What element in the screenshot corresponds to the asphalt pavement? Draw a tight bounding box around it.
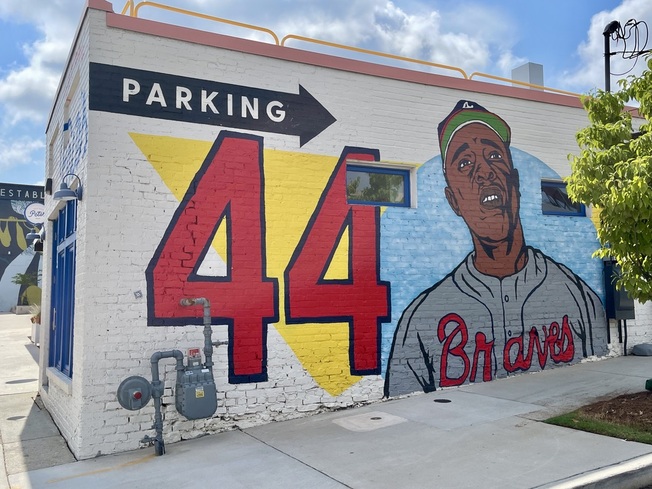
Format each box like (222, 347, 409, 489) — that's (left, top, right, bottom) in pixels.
(3, 312, 652, 488)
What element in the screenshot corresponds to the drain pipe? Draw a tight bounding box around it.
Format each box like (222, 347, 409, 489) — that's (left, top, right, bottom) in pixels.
(145, 349, 184, 455)
(180, 298, 214, 369)
(134, 298, 219, 455)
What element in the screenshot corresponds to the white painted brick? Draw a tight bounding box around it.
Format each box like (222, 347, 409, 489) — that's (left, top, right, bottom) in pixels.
(38, 2, 642, 460)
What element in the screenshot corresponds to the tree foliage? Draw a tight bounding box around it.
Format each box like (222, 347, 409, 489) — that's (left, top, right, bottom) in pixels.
(11, 272, 38, 287)
(347, 173, 404, 203)
(567, 56, 652, 302)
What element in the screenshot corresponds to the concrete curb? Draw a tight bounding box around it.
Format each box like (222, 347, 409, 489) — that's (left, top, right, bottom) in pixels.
(542, 453, 652, 488)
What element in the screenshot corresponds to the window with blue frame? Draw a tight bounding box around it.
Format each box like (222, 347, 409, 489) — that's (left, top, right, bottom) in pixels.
(346, 165, 411, 207)
(541, 180, 585, 216)
(49, 200, 77, 378)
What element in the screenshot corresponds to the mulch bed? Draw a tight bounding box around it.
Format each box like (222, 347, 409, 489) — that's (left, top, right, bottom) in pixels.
(578, 391, 652, 431)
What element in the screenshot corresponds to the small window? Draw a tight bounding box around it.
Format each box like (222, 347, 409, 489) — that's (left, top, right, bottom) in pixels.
(541, 181, 585, 216)
(346, 165, 410, 207)
(63, 71, 80, 148)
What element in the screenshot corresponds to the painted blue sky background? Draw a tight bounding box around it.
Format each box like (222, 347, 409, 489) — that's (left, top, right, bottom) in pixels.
(1, 0, 651, 185)
(379, 147, 605, 368)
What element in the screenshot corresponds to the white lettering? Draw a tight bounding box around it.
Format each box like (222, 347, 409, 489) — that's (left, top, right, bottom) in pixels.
(116, 75, 300, 129)
(24, 202, 45, 224)
(146, 83, 167, 107)
(176, 86, 192, 110)
(123, 78, 140, 102)
(201, 90, 219, 114)
(241, 96, 259, 119)
(227, 94, 233, 116)
(266, 101, 285, 123)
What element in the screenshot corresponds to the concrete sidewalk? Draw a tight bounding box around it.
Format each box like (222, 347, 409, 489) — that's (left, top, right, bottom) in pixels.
(4, 312, 652, 488)
(0, 313, 74, 489)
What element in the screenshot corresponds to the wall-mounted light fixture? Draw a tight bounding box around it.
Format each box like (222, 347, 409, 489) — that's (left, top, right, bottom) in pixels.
(26, 227, 45, 242)
(53, 173, 83, 202)
(34, 240, 44, 253)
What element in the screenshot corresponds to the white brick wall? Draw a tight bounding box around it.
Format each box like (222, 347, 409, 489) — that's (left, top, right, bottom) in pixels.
(39, 11, 91, 456)
(622, 302, 652, 349)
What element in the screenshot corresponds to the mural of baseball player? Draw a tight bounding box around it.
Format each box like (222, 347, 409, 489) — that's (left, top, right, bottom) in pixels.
(384, 100, 608, 397)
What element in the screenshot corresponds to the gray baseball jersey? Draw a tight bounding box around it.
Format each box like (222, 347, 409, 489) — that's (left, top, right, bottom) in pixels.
(385, 247, 608, 397)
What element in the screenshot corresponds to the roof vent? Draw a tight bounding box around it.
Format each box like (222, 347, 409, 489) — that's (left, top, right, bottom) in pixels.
(512, 62, 544, 90)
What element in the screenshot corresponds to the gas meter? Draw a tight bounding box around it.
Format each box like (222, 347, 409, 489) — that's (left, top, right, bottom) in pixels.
(176, 347, 217, 420)
(116, 297, 224, 456)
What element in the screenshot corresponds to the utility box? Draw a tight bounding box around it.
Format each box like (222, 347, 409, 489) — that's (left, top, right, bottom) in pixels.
(603, 258, 635, 320)
(175, 349, 217, 420)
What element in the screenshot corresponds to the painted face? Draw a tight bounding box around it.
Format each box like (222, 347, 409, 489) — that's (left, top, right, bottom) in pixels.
(444, 123, 519, 243)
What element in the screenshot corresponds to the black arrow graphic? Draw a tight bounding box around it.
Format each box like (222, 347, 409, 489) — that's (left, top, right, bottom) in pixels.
(89, 63, 336, 146)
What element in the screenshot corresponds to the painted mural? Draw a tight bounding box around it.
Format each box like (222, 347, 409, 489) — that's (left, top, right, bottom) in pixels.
(96, 61, 607, 398)
(138, 132, 390, 395)
(384, 101, 607, 396)
(0, 183, 44, 312)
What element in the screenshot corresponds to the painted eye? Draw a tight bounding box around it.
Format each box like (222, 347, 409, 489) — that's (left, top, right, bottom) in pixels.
(488, 151, 503, 160)
(458, 159, 473, 171)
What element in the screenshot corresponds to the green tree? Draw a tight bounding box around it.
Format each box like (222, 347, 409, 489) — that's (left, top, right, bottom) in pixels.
(11, 272, 38, 288)
(567, 56, 652, 302)
(347, 173, 404, 204)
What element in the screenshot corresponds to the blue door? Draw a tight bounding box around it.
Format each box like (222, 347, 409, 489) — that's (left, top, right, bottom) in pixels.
(49, 200, 77, 377)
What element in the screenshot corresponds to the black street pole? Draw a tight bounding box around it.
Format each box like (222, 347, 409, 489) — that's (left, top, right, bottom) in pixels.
(603, 21, 620, 92)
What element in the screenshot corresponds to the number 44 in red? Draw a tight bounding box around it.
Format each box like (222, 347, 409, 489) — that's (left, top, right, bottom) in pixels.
(147, 132, 390, 383)
(284, 147, 391, 376)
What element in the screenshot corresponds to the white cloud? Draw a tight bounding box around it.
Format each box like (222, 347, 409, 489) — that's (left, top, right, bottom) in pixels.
(561, 0, 652, 92)
(496, 51, 529, 79)
(0, 0, 524, 128)
(0, 38, 70, 123)
(0, 0, 81, 125)
(224, 1, 517, 76)
(0, 136, 44, 171)
(370, 3, 491, 73)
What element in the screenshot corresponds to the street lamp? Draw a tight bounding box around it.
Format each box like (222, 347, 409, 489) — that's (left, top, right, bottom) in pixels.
(603, 20, 621, 92)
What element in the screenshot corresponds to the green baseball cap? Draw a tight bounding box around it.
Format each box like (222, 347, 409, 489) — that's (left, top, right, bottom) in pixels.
(438, 100, 511, 172)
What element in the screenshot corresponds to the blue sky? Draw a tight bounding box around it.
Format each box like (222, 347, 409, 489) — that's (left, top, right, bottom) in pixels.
(0, 0, 651, 185)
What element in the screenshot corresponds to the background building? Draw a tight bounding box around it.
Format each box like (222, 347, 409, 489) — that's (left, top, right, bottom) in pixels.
(0, 183, 44, 313)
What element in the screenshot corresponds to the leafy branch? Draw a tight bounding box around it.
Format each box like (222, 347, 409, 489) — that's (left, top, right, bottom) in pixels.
(567, 55, 652, 301)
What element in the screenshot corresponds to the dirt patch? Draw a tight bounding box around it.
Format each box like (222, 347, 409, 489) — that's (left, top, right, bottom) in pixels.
(579, 391, 652, 431)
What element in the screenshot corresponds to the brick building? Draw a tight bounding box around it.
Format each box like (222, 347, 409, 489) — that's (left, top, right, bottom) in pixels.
(40, 0, 647, 458)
